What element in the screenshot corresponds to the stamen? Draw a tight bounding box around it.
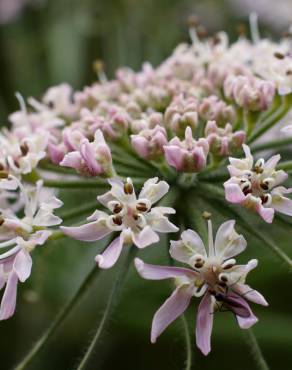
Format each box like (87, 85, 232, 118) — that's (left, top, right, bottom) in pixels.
(112, 216, 123, 226)
(0, 216, 5, 226)
(136, 202, 148, 212)
(207, 219, 215, 256)
(0, 170, 9, 178)
(249, 12, 260, 44)
(124, 181, 134, 195)
(93, 60, 108, 85)
(253, 158, 265, 174)
(20, 143, 29, 156)
(274, 52, 285, 60)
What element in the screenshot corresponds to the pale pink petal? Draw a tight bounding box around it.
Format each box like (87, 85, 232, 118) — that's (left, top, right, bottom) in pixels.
(95, 235, 124, 269)
(135, 258, 198, 280)
(132, 226, 159, 248)
(61, 221, 112, 242)
(164, 145, 185, 171)
(139, 178, 169, 204)
(0, 272, 18, 320)
(170, 229, 206, 264)
(234, 284, 268, 306)
(271, 193, 292, 216)
(214, 220, 246, 259)
(255, 203, 274, 223)
(236, 305, 258, 329)
(264, 154, 281, 172)
(48, 142, 65, 165)
(224, 183, 246, 203)
(80, 139, 103, 175)
(196, 292, 213, 356)
(151, 286, 193, 343)
(13, 250, 32, 282)
(60, 151, 82, 170)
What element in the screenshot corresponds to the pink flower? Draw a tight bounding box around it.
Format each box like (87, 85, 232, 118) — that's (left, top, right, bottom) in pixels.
(0, 180, 62, 320)
(61, 177, 178, 269)
(205, 120, 245, 156)
(135, 219, 267, 355)
(131, 126, 168, 160)
(164, 127, 209, 172)
(224, 144, 292, 223)
(60, 130, 114, 177)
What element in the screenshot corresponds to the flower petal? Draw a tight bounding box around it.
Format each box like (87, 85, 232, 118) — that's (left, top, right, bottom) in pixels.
(224, 182, 246, 203)
(0, 272, 18, 320)
(196, 292, 213, 356)
(214, 220, 246, 259)
(13, 250, 32, 282)
(151, 286, 192, 343)
(132, 226, 159, 248)
(95, 235, 124, 269)
(234, 284, 268, 306)
(170, 229, 206, 264)
(134, 258, 198, 280)
(61, 220, 112, 242)
(139, 177, 169, 205)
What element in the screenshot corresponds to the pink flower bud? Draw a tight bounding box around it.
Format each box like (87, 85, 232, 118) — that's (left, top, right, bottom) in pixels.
(224, 75, 275, 111)
(205, 121, 245, 156)
(164, 127, 209, 172)
(199, 95, 236, 125)
(131, 126, 168, 160)
(165, 95, 199, 136)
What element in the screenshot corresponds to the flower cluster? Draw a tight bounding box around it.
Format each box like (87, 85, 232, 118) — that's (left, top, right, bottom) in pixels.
(1, 18, 292, 364)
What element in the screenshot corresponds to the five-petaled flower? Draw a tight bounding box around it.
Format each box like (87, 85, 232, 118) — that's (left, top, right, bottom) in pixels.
(62, 177, 178, 269)
(0, 180, 63, 320)
(135, 219, 268, 355)
(224, 144, 292, 223)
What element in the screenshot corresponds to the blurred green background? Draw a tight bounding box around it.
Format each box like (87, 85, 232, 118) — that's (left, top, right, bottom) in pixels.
(1, 0, 292, 369)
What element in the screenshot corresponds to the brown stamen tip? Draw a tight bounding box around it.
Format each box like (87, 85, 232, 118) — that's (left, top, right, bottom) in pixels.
(187, 15, 200, 28)
(0, 170, 9, 179)
(113, 216, 123, 226)
(0, 217, 5, 226)
(236, 23, 247, 37)
(202, 211, 212, 220)
(274, 52, 285, 60)
(220, 276, 228, 283)
(286, 70, 292, 76)
(0, 163, 4, 171)
(124, 182, 134, 195)
(261, 194, 269, 204)
(93, 60, 105, 74)
(136, 202, 148, 212)
(113, 204, 123, 214)
(223, 263, 234, 270)
(260, 183, 269, 191)
(196, 25, 207, 39)
(194, 261, 204, 268)
(283, 31, 292, 38)
(20, 143, 29, 156)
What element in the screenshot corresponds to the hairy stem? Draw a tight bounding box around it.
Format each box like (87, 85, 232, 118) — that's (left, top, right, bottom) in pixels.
(245, 328, 269, 370)
(14, 262, 104, 370)
(76, 247, 136, 370)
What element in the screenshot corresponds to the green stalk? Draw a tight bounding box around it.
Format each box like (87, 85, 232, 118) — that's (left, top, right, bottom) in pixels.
(59, 202, 100, 222)
(276, 160, 292, 172)
(247, 94, 292, 144)
(76, 247, 137, 370)
(14, 262, 104, 370)
(251, 137, 292, 153)
(181, 315, 193, 370)
(245, 329, 269, 370)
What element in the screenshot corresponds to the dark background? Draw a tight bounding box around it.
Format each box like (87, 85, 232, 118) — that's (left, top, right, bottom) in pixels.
(0, 0, 292, 369)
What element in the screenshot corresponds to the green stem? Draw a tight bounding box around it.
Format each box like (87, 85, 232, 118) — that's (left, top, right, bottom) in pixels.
(59, 202, 99, 222)
(247, 94, 292, 144)
(276, 160, 292, 172)
(251, 137, 292, 153)
(244, 110, 260, 137)
(245, 328, 269, 370)
(76, 247, 137, 370)
(181, 314, 192, 370)
(14, 263, 104, 370)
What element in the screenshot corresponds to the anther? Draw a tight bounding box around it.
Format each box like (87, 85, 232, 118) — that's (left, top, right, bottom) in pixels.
(113, 203, 123, 213)
(274, 52, 285, 60)
(253, 158, 265, 174)
(0, 216, 5, 226)
(0, 170, 9, 178)
(124, 182, 134, 195)
(202, 211, 212, 220)
(136, 202, 148, 212)
(112, 216, 123, 226)
(20, 143, 29, 156)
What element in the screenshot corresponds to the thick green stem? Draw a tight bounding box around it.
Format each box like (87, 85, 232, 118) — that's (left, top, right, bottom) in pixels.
(76, 247, 137, 370)
(251, 137, 292, 153)
(14, 262, 104, 370)
(181, 314, 192, 370)
(245, 329, 269, 370)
